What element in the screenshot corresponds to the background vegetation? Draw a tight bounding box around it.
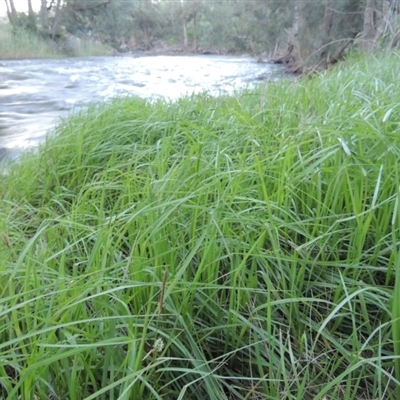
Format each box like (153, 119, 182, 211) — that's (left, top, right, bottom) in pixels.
(0, 20, 111, 59)
(1, 50, 400, 399)
(3, 0, 400, 68)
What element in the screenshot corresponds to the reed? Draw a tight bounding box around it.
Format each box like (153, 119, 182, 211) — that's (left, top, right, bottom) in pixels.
(0, 22, 111, 59)
(0, 23, 57, 59)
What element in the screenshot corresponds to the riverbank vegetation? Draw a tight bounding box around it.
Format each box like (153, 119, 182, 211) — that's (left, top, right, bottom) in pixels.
(2, 0, 400, 69)
(0, 20, 56, 58)
(0, 20, 111, 59)
(1, 50, 400, 399)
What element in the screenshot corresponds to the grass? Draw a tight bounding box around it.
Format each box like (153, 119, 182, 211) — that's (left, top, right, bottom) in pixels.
(0, 21, 111, 60)
(1, 50, 400, 399)
(0, 21, 57, 59)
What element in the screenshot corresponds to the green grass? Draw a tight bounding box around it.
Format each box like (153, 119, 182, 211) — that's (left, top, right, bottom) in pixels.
(0, 22, 57, 59)
(1, 50, 400, 399)
(0, 21, 111, 59)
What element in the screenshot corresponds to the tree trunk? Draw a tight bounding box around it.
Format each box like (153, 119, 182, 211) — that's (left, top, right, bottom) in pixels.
(321, 0, 334, 47)
(51, 0, 63, 39)
(389, 0, 400, 47)
(362, 0, 376, 50)
(40, 0, 49, 32)
(140, 24, 152, 50)
(3, 0, 11, 22)
(7, 0, 16, 14)
(317, 0, 335, 62)
(25, 0, 37, 31)
(293, 0, 305, 37)
(192, 11, 198, 51)
(4, 0, 17, 25)
(27, 0, 34, 16)
(288, 0, 305, 66)
(183, 19, 189, 48)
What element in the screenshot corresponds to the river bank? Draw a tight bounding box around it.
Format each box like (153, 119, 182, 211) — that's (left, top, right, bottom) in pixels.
(0, 20, 247, 61)
(1, 50, 400, 399)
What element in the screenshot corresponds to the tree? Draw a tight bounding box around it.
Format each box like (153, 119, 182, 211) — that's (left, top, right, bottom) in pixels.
(62, 0, 120, 42)
(50, 0, 64, 39)
(25, 0, 37, 31)
(320, 0, 334, 51)
(293, 0, 305, 37)
(27, 0, 34, 16)
(180, 0, 195, 49)
(4, 0, 17, 25)
(362, 0, 377, 50)
(131, 0, 160, 50)
(2, 0, 399, 63)
(388, 0, 400, 47)
(39, 0, 49, 32)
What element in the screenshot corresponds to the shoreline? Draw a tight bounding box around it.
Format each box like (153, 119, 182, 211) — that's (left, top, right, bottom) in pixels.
(0, 47, 255, 62)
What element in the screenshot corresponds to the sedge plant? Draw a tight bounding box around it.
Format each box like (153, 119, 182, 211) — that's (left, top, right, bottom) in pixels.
(1, 50, 400, 399)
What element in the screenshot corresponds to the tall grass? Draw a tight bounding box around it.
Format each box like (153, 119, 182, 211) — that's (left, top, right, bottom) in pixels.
(0, 22, 57, 59)
(0, 21, 111, 59)
(1, 51, 400, 399)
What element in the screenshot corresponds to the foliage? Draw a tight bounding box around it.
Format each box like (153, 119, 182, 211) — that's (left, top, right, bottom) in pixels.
(3, 0, 400, 60)
(1, 50, 400, 399)
(301, 0, 365, 63)
(0, 21, 57, 59)
(0, 20, 111, 59)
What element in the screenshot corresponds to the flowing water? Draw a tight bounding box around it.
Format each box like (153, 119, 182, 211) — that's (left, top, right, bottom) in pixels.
(0, 55, 286, 161)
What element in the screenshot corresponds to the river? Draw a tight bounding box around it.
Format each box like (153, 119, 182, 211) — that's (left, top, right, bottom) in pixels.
(0, 55, 286, 162)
